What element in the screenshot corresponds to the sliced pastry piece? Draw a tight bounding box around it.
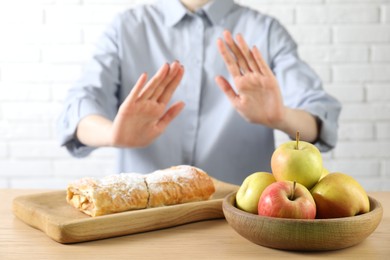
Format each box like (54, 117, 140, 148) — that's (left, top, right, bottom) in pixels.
(67, 173, 148, 217)
(146, 165, 216, 207)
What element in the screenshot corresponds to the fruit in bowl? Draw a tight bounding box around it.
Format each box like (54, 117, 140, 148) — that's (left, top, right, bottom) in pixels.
(227, 132, 382, 250)
(223, 191, 383, 251)
(258, 180, 316, 219)
(311, 172, 370, 218)
(271, 133, 322, 189)
(236, 172, 275, 214)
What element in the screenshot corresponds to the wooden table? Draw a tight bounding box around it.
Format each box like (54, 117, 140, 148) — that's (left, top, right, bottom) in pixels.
(1, 189, 389, 259)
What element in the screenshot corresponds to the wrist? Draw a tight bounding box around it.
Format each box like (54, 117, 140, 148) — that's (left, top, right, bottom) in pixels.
(273, 108, 319, 143)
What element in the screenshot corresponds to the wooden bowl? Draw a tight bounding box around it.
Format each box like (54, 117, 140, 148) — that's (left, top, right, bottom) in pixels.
(222, 192, 383, 251)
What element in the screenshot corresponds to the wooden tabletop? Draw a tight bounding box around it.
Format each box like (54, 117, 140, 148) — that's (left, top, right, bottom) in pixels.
(1, 189, 389, 259)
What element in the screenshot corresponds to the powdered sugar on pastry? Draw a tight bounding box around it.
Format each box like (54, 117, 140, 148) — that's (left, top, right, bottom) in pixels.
(146, 165, 215, 208)
(67, 173, 149, 217)
(67, 165, 216, 217)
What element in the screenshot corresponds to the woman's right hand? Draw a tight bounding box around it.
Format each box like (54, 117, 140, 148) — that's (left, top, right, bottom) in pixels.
(76, 61, 185, 148)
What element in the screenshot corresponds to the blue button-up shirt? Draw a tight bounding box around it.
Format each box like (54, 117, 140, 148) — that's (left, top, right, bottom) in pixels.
(58, 0, 341, 184)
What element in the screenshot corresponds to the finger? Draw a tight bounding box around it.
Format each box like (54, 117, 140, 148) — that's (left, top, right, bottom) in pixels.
(217, 38, 241, 77)
(158, 65, 184, 104)
(125, 73, 148, 105)
(156, 101, 185, 131)
(223, 30, 250, 74)
(139, 63, 170, 100)
(252, 46, 271, 74)
(151, 61, 181, 101)
(236, 34, 261, 73)
(215, 76, 239, 105)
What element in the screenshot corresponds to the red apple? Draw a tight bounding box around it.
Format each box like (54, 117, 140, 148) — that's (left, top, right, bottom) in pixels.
(258, 180, 316, 219)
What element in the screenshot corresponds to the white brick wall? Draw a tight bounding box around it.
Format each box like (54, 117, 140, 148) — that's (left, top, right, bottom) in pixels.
(0, 0, 389, 191)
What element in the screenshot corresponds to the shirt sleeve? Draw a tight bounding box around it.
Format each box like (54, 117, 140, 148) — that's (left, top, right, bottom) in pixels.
(267, 19, 342, 152)
(57, 15, 122, 157)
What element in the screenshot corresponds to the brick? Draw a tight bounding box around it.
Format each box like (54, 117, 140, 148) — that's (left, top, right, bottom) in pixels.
(334, 25, 390, 43)
(380, 179, 390, 191)
(0, 121, 8, 141)
(383, 160, 390, 177)
(4, 0, 56, 4)
(327, 0, 390, 3)
(384, 5, 390, 23)
(0, 46, 41, 63)
(340, 104, 390, 120)
(82, 25, 107, 44)
(0, 7, 43, 24)
(352, 178, 385, 192)
(51, 83, 72, 101)
(366, 84, 390, 102)
(287, 25, 331, 44)
(9, 177, 71, 189)
(45, 6, 125, 25)
(376, 122, 390, 139)
(53, 158, 116, 178)
(274, 130, 291, 147)
(371, 45, 390, 62)
(324, 83, 365, 102)
(9, 140, 69, 159)
(323, 159, 381, 177)
(247, 6, 295, 25)
(338, 122, 375, 140)
(83, 0, 151, 4)
(0, 161, 52, 178)
(299, 45, 369, 63)
(4, 122, 52, 140)
(41, 44, 93, 63)
(333, 64, 390, 82)
(1, 64, 83, 83)
(0, 141, 7, 158)
(310, 65, 331, 83)
(297, 6, 379, 24)
(333, 141, 390, 158)
(2, 102, 62, 121)
(0, 83, 51, 101)
(239, 0, 323, 4)
(0, 25, 82, 45)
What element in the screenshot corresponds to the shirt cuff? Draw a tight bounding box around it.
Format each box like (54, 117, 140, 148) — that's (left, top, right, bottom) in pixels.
(58, 98, 111, 158)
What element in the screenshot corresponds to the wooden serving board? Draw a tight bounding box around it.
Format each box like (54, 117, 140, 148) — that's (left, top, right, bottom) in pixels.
(12, 179, 239, 244)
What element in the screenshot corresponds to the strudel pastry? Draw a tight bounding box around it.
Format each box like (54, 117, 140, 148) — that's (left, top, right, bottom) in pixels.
(66, 165, 216, 217)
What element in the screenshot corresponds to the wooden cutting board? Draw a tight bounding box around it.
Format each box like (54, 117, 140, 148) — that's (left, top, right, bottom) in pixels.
(12, 179, 239, 244)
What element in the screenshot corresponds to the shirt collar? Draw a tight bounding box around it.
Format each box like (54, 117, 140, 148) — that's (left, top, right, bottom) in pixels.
(158, 0, 235, 27)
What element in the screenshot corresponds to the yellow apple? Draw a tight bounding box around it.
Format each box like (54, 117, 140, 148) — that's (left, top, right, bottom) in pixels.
(271, 139, 323, 189)
(319, 167, 329, 180)
(236, 172, 276, 214)
(311, 172, 370, 218)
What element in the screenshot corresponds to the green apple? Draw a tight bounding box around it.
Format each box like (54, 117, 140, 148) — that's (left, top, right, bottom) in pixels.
(311, 172, 370, 218)
(236, 172, 275, 214)
(271, 138, 323, 189)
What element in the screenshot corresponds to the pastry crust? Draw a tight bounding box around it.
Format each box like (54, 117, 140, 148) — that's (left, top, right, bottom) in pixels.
(67, 173, 148, 217)
(67, 165, 215, 217)
(146, 165, 216, 207)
